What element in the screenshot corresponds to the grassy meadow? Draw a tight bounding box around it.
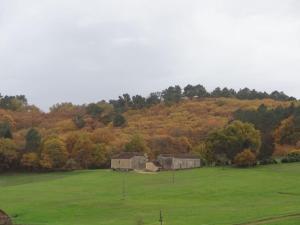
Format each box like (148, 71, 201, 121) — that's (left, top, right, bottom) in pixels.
(1, 163, 300, 225)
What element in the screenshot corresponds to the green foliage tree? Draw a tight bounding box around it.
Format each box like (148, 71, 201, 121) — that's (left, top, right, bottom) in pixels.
(161, 85, 182, 105)
(113, 114, 126, 127)
(86, 103, 103, 118)
(0, 138, 18, 171)
(146, 92, 161, 106)
(0, 94, 27, 111)
(0, 122, 13, 139)
(183, 84, 207, 99)
(110, 94, 132, 113)
(270, 91, 292, 101)
(90, 144, 108, 168)
(183, 84, 194, 99)
(49, 102, 79, 113)
(206, 121, 261, 162)
(132, 95, 147, 109)
(220, 88, 236, 98)
(211, 87, 222, 97)
(40, 137, 68, 169)
(259, 134, 275, 160)
(193, 143, 214, 165)
(25, 128, 41, 152)
(234, 104, 292, 159)
(211, 87, 236, 98)
(125, 134, 149, 153)
(100, 114, 113, 126)
(236, 88, 268, 100)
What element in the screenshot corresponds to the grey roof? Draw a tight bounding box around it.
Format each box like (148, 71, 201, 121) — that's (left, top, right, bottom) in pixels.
(111, 152, 145, 159)
(158, 153, 200, 159)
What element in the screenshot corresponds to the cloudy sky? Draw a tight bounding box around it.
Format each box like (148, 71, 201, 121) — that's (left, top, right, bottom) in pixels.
(1, 0, 300, 110)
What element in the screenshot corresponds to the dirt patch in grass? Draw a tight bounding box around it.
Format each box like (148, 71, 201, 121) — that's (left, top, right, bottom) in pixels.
(135, 171, 158, 175)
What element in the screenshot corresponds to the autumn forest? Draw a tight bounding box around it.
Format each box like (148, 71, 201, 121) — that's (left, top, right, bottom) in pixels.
(0, 84, 300, 172)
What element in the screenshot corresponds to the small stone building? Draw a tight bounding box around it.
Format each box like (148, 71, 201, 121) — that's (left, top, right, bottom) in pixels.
(157, 154, 201, 170)
(145, 161, 161, 172)
(111, 152, 147, 171)
(0, 209, 12, 225)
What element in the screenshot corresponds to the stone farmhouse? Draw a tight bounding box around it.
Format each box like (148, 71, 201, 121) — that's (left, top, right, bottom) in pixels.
(111, 152, 201, 171)
(111, 152, 147, 171)
(157, 154, 201, 170)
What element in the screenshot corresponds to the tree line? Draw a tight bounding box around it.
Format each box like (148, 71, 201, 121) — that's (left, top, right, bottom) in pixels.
(108, 84, 295, 113)
(68, 84, 295, 128)
(193, 103, 300, 167)
(1, 84, 295, 113)
(0, 85, 298, 172)
(0, 94, 27, 111)
(0, 127, 111, 172)
(1, 101, 300, 171)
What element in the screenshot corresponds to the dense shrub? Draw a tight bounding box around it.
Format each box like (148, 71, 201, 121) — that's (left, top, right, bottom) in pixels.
(281, 150, 300, 163)
(0, 122, 13, 139)
(125, 134, 149, 153)
(233, 149, 257, 167)
(40, 137, 68, 170)
(21, 153, 40, 170)
(192, 143, 214, 165)
(25, 128, 41, 152)
(0, 138, 18, 171)
(64, 158, 80, 171)
(259, 158, 277, 165)
(206, 120, 261, 161)
(113, 114, 126, 127)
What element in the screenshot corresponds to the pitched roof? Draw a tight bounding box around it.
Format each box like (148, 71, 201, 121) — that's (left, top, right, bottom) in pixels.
(152, 160, 162, 167)
(159, 153, 200, 159)
(111, 152, 145, 159)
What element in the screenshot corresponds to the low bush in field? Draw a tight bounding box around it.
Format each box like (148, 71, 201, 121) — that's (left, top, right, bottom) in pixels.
(233, 149, 257, 167)
(281, 150, 300, 163)
(259, 158, 278, 165)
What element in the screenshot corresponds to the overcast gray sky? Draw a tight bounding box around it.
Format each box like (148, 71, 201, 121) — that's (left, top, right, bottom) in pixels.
(1, 0, 300, 110)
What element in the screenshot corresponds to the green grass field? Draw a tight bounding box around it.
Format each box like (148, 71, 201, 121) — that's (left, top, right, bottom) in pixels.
(1, 163, 300, 225)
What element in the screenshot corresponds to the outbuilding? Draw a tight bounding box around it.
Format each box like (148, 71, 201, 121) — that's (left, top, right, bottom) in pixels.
(157, 154, 201, 170)
(145, 161, 161, 172)
(111, 152, 147, 171)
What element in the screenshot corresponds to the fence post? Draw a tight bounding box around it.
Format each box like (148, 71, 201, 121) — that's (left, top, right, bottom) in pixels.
(159, 210, 163, 225)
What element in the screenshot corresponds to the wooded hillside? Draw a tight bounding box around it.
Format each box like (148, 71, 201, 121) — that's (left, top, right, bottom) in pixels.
(0, 85, 299, 171)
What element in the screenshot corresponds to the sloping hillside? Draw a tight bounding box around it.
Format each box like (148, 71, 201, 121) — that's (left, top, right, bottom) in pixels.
(1, 98, 291, 149)
(0, 95, 298, 171)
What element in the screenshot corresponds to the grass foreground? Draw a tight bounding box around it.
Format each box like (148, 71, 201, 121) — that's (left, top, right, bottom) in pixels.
(0, 163, 300, 225)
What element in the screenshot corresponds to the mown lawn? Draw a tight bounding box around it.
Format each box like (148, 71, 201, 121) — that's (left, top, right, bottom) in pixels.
(0, 163, 300, 225)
